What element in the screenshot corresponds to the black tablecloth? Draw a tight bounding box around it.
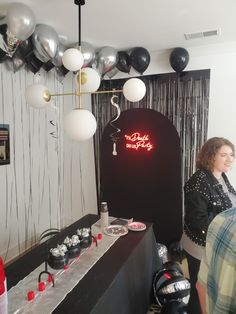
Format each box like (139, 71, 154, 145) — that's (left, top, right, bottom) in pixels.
(6, 214, 161, 314)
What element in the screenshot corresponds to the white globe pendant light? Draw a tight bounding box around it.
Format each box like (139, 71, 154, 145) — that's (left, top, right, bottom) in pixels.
(123, 78, 146, 102)
(62, 48, 84, 72)
(25, 84, 51, 108)
(75, 67, 101, 93)
(64, 108, 97, 141)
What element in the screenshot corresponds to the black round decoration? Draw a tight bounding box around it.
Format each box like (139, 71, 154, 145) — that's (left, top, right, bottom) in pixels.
(153, 268, 190, 306)
(130, 47, 150, 74)
(169, 47, 189, 73)
(116, 51, 131, 73)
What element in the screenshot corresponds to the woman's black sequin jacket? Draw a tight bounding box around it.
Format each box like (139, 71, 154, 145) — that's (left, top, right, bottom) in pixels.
(184, 168, 236, 246)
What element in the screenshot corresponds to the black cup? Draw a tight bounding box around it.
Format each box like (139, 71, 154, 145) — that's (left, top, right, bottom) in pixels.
(47, 251, 69, 269)
(67, 243, 81, 258)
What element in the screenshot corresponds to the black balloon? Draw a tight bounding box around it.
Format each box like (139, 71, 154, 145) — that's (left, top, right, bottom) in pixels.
(43, 60, 54, 72)
(161, 301, 189, 314)
(130, 47, 150, 74)
(116, 51, 131, 73)
(55, 65, 69, 83)
(17, 36, 34, 58)
(25, 52, 43, 74)
(0, 48, 7, 63)
(169, 47, 189, 73)
(57, 65, 69, 76)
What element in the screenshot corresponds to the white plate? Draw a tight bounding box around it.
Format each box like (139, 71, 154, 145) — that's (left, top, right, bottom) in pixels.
(128, 222, 146, 231)
(104, 225, 128, 237)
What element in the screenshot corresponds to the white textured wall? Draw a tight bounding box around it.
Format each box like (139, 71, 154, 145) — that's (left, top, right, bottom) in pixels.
(0, 65, 97, 263)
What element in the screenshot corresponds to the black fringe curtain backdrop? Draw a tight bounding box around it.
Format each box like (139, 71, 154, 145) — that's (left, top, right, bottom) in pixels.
(92, 69, 210, 203)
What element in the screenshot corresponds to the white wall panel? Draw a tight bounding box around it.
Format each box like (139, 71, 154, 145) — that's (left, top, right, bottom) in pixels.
(0, 66, 97, 263)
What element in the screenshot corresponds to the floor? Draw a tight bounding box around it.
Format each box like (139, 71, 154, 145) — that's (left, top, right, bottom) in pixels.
(147, 258, 189, 313)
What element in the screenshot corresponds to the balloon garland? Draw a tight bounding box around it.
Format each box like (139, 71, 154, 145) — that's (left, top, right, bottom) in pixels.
(109, 95, 121, 156)
(0, 3, 152, 79)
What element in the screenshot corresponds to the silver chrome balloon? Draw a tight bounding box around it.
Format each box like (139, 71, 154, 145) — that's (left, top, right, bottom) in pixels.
(76, 41, 95, 68)
(106, 67, 119, 79)
(32, 24, 59, 62)
(6, 3, 36, 41)
(52, 43, 66, 67)
(96, 46, 118, 76)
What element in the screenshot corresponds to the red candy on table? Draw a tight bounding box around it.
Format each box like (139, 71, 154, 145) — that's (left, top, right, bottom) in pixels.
(97, 233, 102, 240)
(38, 281, 45, 291)
(27, 290, 35, 301)
(47, 274, 54, 283)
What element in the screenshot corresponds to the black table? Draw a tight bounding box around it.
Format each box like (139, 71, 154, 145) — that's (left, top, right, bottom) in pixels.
(6, 214, 161, 314)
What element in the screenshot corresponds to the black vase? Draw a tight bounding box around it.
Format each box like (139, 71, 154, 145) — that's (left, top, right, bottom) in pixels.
(80, 235, 92, 248)
(67, 243, 81, 258)
(47, 252, 69, 269)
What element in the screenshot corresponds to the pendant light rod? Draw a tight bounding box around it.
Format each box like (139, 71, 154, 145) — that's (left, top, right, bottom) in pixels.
(74, 0, 85, 46)
(74, 0, 86, 109)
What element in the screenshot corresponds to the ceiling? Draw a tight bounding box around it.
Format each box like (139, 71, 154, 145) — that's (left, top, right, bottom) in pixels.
(1, 0, 236, 52)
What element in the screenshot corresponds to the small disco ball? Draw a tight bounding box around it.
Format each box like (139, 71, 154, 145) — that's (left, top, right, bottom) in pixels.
(156, 243, 169, 264)
(153, 266, 190, 307)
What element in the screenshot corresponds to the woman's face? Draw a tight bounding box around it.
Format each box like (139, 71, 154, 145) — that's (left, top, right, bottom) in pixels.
(213, 145, 234, 173)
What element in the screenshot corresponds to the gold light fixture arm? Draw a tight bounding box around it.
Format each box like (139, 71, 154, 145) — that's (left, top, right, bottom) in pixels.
(81, 89, 123, 95)
(48, 89, 123, 101)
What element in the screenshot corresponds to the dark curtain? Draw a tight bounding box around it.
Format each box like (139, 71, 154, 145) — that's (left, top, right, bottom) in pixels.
(92, 69, 210, 203)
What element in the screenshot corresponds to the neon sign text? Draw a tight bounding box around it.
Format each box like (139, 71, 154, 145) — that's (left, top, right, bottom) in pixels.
(125, 132, 153, 151)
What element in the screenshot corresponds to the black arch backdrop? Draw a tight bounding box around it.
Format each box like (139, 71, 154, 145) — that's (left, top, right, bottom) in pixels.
(100, 108, 182, 245)
(92, 70, 210, 243)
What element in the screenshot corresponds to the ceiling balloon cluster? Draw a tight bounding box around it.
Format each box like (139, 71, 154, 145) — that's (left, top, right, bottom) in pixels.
(0, 2, 151, 80)
(3, 1, 149, 142)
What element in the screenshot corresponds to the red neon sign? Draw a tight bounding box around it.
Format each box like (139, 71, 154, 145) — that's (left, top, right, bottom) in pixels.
(125, 132, 153, 151)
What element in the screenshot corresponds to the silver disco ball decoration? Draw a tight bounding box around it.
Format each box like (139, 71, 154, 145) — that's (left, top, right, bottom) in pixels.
(156, 243, 169, 264)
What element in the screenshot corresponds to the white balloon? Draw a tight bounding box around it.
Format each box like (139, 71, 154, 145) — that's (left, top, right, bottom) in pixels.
(75, 68, 101, 93)
(123, 78, 146, 102)
(64, 109, 97, 141)
(25, 84, 51, 108)
(62, 48, 84, 72)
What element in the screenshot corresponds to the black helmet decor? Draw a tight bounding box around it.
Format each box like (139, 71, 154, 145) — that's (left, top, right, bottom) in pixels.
(153, 263, 190, 307)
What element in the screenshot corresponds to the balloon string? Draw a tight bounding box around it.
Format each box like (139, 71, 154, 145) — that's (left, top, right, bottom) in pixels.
(109, 95, 121, 156)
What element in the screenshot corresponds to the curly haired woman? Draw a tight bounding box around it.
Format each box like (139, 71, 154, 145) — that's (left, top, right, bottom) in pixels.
(181, 137, 236, 314)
